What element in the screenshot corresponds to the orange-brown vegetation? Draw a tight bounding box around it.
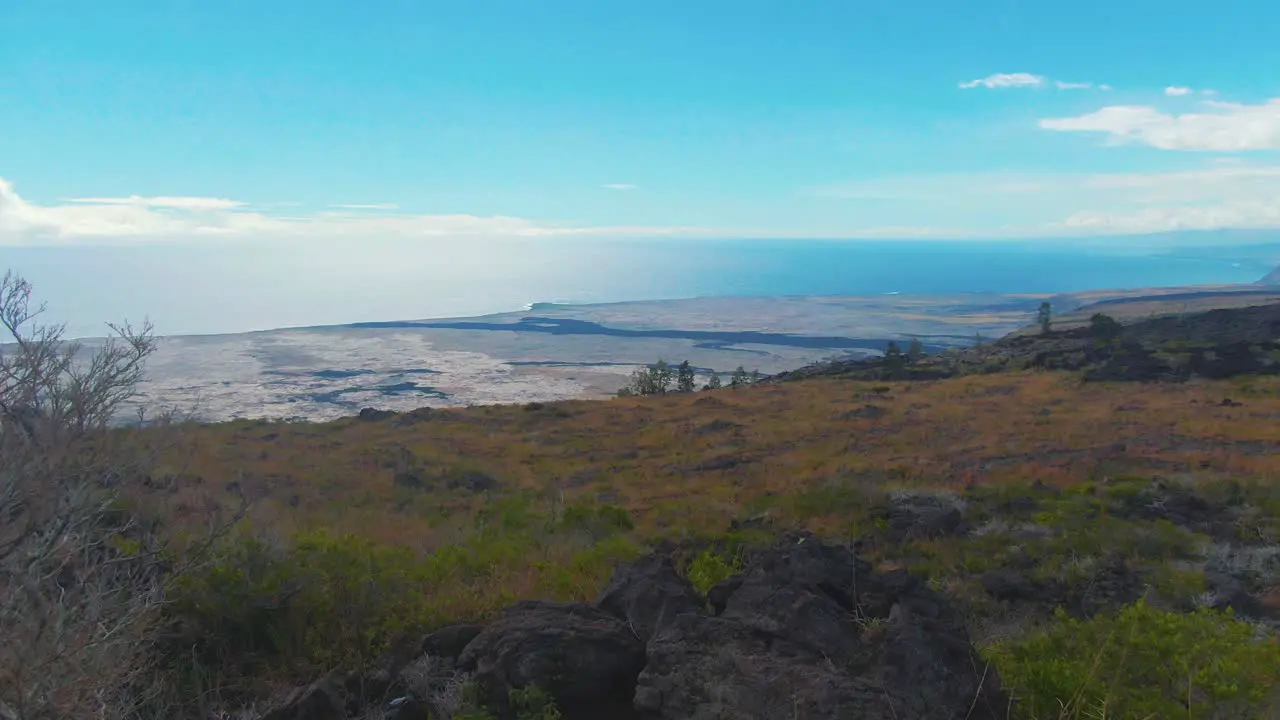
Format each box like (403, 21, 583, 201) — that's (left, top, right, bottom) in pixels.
(146, 371, 1280, 550)
(92, 371, 1280, 717)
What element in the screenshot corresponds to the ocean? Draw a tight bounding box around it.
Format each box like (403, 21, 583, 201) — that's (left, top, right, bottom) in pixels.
(6, 237, 1278, 338)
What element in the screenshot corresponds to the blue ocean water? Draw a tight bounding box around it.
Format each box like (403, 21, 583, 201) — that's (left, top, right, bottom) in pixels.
(7, 238, 1278, 338)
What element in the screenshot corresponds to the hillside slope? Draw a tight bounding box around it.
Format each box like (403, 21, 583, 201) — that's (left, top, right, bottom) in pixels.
(117, 305, 1280, 720)
(773, 299, 1280, 383)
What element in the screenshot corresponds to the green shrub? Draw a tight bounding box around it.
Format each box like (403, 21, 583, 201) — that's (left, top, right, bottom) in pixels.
(509, 684, 564, 720)
(558, 503, 635, 538)
(170, 531, 439, 679)
(685, 548, 742, 594)
(989, 600, 1280, 719)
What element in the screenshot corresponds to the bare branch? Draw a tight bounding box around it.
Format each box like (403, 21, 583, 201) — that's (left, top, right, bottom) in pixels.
(0, 270, 226, 720)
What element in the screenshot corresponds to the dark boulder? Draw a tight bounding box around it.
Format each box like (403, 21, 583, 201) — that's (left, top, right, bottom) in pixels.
(634, 613, 877, 720)
(733, 531, 868, 608)
(421, 623, 485, 660)
(719, 578, 863, 662)
(358, 407, 397, 421)
(880, 494, 965, 542)
(1058, 559, 1146, 619)
(632, 534, 1003, 720)
(597, 552, 706, 643)
(266, 534, 1002, 720)
(981, 569, 1040, 602)
(457, 600, 647, 719)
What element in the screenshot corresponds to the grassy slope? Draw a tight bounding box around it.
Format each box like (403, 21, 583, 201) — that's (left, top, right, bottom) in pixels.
(129, 367, 1280, 718)
(142, 372, 1280, 611)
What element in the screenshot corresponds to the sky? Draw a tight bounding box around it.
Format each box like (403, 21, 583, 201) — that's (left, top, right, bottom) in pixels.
(2, 0, 1280, 248)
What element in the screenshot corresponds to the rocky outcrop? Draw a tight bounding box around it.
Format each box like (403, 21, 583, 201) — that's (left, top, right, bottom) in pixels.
(457, 600, 648, 718)
(596, 552, 704, 643)
(256, 534, 1003, 720)
(630, 533, 1002, 720)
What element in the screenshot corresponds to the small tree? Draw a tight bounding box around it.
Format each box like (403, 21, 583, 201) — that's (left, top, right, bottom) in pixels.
(973, 333, 984, 347)
(883, 341, 906, 377)
(1037, 302, 1053, 334)
(1089, 313, 1123, 344)
(906, 338, 925, 361)
(624, 359, 675, 396)
(729, 366, 751, 389)
(676, 361, 696, 393)
(0, 271, 201, 719)
(703, 373, 722, 391)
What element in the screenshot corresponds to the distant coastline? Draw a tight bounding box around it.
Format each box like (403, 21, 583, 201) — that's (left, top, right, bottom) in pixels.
(13, 236, 1277, 339)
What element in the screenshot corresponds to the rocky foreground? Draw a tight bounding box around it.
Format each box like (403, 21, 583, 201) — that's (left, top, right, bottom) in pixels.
(260, 532, 1004, 720)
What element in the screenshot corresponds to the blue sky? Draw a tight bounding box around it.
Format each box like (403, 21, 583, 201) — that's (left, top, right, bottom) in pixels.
(3, 0, 1280, 242)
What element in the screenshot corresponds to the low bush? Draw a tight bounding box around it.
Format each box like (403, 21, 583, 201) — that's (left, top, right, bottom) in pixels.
(988, 600, 1280, 719)
(169, 531, 439, 681)
(684, 547, 742, 594)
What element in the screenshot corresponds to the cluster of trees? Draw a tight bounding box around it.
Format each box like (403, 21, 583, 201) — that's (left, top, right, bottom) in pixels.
(878, 338, 926, 377)
(1037, 301, 1123, 344)
(1089, 313, 1122, 343)
(617, 360, 759, 397)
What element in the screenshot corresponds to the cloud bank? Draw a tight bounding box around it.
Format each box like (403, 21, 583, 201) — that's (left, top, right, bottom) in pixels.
(0, 178, 697, 246)
(960, 72, 1101, 91)
(1040, 98, 1280, 151)
(960, 72, 1045, 89)
(812, 161, 1280, 235)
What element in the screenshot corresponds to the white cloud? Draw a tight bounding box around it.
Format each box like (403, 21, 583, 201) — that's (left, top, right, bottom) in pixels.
(960, 73, 1108, 92)
(959, 72, 1045, 89)
(601, 183, 638, 191)
(65, 195, 246, 210)
(1164, 86, 1194, 97)
(332, 203, 400, 210)
(0, 177, 695, 246)
(1039, 98, 1280, 151)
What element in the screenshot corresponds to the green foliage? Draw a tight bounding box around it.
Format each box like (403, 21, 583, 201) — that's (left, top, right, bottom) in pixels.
(1089, 313, 1123, 344)
(989, 601, 1280, 720)
(1037, 301, 1053, 334)
(676, 360, 696, 393)
(906, 337, 925, 360)
(882, 341, 907, 377)
(703, 372, 723, 390)
(783, 479, 878, 526)
(685, 547, 742, 594)
(172, 494, 645, 692)
(625, 359, 676, 396)
(730, 366, 751, 388)
(509, 684, 564, 720)
(558, 502, 635, 538)
(170, 531, 440, 679)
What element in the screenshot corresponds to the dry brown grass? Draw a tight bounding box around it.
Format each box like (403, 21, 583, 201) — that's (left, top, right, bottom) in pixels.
(115, 370, 1280, 716)
(134, 371, 1280, 552)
